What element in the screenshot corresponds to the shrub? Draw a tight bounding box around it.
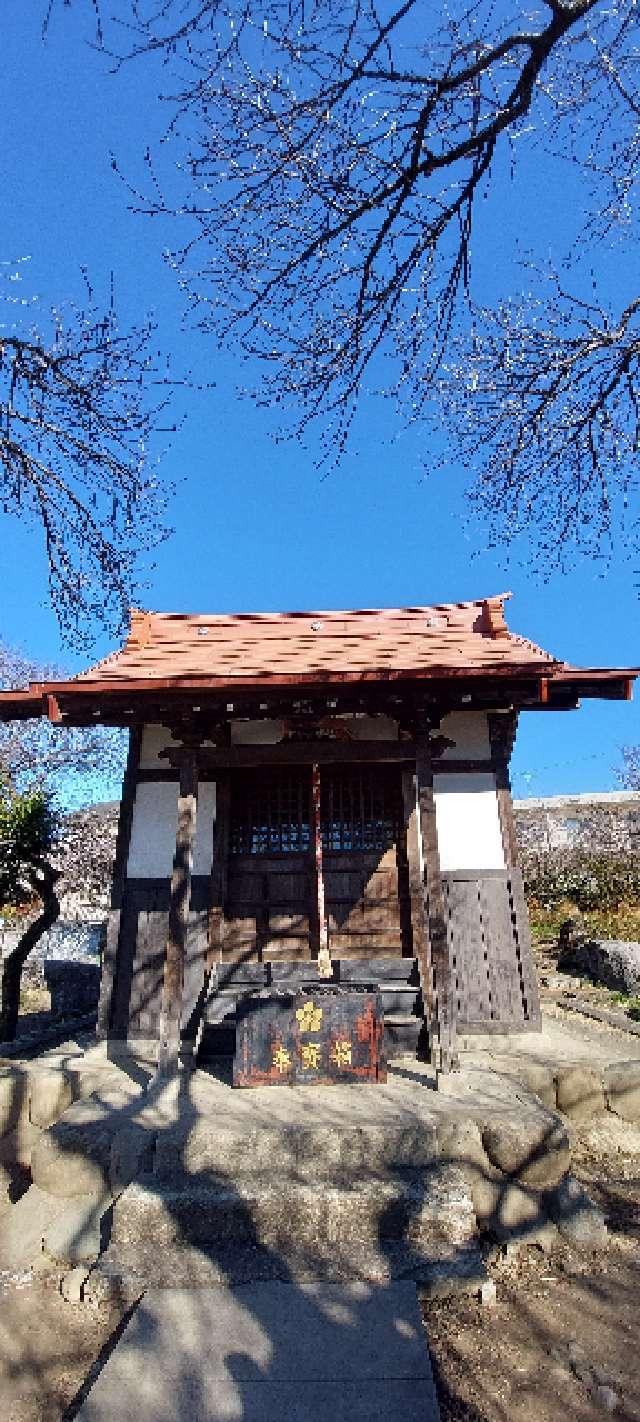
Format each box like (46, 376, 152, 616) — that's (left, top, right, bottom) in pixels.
(0, 787, 59, 908)
(522, 851, 640, 914)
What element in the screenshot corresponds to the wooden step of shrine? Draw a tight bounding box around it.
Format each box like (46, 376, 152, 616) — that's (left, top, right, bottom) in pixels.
(198, 957, 424, 1064)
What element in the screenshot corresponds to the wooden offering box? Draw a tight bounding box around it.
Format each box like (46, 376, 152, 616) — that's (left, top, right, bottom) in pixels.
(233, 984, 386, 1088)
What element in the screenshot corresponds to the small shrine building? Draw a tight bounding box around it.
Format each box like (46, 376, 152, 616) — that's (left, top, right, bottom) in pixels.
(1, 594, 635, 1075)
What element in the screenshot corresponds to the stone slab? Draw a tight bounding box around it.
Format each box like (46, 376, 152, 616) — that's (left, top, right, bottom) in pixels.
(0, 1184, 65, 1270)
(76, 1281, 440, 1421)
(43, 1191, 105, 1264)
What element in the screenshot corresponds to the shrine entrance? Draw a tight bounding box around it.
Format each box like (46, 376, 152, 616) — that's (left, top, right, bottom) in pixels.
(220, 763, 413, 966)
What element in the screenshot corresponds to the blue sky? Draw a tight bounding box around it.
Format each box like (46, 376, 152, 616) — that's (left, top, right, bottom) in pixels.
(1, 1, 638, 801)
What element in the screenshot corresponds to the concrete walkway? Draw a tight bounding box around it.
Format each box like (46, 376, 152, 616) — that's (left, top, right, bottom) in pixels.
(76, 1281, 441, 1421)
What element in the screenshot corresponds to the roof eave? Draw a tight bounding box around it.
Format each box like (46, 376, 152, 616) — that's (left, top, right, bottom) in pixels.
(0, 662, 635, 725)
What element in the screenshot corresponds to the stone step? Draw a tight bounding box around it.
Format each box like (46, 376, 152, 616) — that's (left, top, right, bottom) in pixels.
(98, 1165, 478, 1290)
(87, 1233, 486, 1299)
(203, 985, 421, 1031)
(152, 1114, 440, 1183)
(384, 1015, 423, 1052)
(337, 957, 419, 985)
(209, 957, 419, 992)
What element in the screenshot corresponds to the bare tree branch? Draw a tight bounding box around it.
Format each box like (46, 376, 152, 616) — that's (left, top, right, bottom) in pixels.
(0, 267, 178, 646)
(49, 1, 640, 562)
(0, 641, 127, 804)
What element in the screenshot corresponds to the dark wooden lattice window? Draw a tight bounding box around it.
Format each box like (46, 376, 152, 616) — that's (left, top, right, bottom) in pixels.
(321, 767, 400, 852)
(229, 769, 311, 855)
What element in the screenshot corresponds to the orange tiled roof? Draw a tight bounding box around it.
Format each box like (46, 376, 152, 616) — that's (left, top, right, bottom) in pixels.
(75, 594, 558, 686)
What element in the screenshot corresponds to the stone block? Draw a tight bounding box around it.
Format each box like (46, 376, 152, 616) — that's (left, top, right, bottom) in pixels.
(482, 1113, 571, 1189)
(29, 1069, 74, 1128)
(43, 1192, 106, 1264)
(558, 939, 640, 995)
(0, 1068, 28, 1137)
(436, 1116, 488, 1168)
(605, 1061, 640, 1123)
(555, 1065, 605, 1122)
(470, 1175, 544, 1238)
(110, 1122, 156, 1191)
(483, 1057, 557, 1111)
(510, 1063, 557, 1111)
(547, 1174, 608, 1251)
(0, 1117, 41, 1171)
(30, 1092, 141, 1198)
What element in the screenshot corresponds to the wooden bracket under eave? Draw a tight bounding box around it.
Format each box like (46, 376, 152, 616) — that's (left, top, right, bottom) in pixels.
(625, 677, 634, 701)
(47, 694, 62, 724)
(539, 677, 549, 706)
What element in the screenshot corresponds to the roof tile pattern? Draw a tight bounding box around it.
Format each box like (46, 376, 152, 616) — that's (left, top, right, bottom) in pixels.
(77, 596, 559, 686)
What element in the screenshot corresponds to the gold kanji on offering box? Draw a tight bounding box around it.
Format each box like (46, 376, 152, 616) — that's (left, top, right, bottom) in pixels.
(233, 985, 386, 1087)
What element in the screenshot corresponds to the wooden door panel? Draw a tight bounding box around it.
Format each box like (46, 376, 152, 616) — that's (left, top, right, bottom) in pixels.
(262, 937, 310, 960)
(269, 911, 310, 934)
(329, 930, 404, 955)
(327, 901, 403, 933)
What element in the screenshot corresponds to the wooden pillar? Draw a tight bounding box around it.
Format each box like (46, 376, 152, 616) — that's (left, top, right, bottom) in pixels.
(488, 712, 519, 868)
(310, 763, 331, 977)
(489, 713, 542, 1031)
(157, 752, 198, 1075)
(96, 725, 141, 1041)
(414, 740, 458, 1073)
(208, 772, 230, 971)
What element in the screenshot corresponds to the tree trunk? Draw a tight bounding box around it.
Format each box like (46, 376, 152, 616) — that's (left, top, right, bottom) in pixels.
(0, 862, 60, 1042)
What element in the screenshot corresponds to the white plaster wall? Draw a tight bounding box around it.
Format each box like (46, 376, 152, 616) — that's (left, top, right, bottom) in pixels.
(230, 719, 285, 744)
(433, 772, 505, 871)
(438, 711, 491, 761)
(139, 724, 174, 769)
(127, 780, 217, 878)
(340, 715, 398, 741)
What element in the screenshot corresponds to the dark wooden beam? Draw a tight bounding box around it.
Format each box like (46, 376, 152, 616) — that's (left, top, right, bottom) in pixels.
(415, 742, 458, 1074)
(161, 740, 416, 769)
(96, 725, 141, 1042)
(402, 769, 432, 1043)
(488, 714, 520, 871)
(310, 764, 331, 975)
(157, 752, 198, 1076)
(488, 713, 542, 1032)
(208, 772, 230, 972)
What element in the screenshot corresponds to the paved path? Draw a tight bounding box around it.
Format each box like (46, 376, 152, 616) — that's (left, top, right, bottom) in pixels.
(76, 1280, 441, 1421)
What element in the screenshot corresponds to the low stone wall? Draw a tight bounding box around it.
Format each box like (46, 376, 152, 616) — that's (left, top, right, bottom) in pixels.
(0, 919, 106, 988)
(43, 961, 101, 1018)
